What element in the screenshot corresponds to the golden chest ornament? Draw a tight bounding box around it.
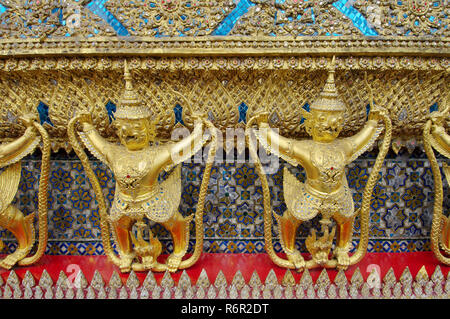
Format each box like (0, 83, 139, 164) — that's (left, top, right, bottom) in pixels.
(109, 147, 181, 223)
(284, 141, 355, 222)
(113, 147, 154, 196)
(310, 141, 346, 190)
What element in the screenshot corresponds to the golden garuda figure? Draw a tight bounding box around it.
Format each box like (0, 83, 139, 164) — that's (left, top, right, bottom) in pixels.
(68, 62, 218, 273)
(423, 96, 450, 265)
(0, 113, 50, 269)
(246, 57, 392, 270)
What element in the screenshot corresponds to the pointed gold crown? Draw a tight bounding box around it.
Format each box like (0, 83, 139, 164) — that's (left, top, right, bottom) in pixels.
(114, 60, 152, 120)
(310, 56, 346, 112)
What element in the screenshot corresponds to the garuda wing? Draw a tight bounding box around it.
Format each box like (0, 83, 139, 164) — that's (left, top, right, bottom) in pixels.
(347, 125, 384, 164)
(77, 131, 109, 165)
(0, 161, 21, 214)
(144, 165, 182, 223)
(429, 133, 450, 160)
(0, 135, 40, 169)
(283, 167, 303, 214)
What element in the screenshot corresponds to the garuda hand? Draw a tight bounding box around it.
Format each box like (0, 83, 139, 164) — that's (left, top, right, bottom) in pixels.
(18, 113, 37, 127)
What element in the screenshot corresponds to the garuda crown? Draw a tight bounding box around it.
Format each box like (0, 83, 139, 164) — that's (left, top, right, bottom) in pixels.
(310, 56, 346, 112)
(114, 61, 153, 120)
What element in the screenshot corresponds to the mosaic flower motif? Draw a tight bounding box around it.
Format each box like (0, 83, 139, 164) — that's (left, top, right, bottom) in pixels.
(73, 172, 86, 186)
(73, 227, 94, 239)
(181, 183, 199, 206)
(409, 171, 420, 183)
(271, 168, 284, 187)
(385, 164, 407, 188)
(390, 192, 400, 203)
(407, 241, 417, 252)
(51, 207, 74, 232)
(50, 167, 73, 192)
(245, 241, 256, 253)
(106, 188, 115, 205)
(19, 168, 37, 192)
(70, 189, 92, 210)
(94, 167, 109, 187)
(235, 202, 257, 226)
(382, 204, 407, 232)
(222, 207, 233, 219)
(402, 185, 425, 210)
(420, 167, 434, 189)
(208, 241, 221, 253)
(405, 224, 422, 237)
(85, 243, 96, 255)
(370, 185, 388, 211)
(48, 243, 60, 255)
(407, 160, 424, 170)
(76, 213, 87, 225)
(234, 166, 257, 188)
(241, 228, 251, 238)
(67, 243, 78, 255)
(217, 184, 238, 206)
(390, 241, 401, 253)
(203, 200, 221, 225)
(347, 166, 368, 190)
(55, 193, 67, 206)
(204, 228, 215, 238)
(88, 208, 101, 230)
(217, 221, 238, 238)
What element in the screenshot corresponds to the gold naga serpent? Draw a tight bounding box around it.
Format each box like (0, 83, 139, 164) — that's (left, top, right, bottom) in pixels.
(423, 98, 450, 265)
(245, 74, 392, 269)
(68, 104, 218, 272)
(0, 120, 51, 268)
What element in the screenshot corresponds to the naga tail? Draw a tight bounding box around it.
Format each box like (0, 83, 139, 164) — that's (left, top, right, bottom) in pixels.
(179, 119, 218, 269)
(246, 115, 295, 269)
(423, 120, 450, 265)
(67, 116, 121, 266)
(19, 122, 51, 266)
(348, 111, 392, 266)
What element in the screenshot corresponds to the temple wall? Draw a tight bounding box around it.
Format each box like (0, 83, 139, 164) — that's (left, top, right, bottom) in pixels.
(0, 0, 448, 258)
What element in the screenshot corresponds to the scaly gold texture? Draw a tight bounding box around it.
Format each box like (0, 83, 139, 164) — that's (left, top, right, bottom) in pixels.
(0, 113, 50, 269)
(423, 96, 450, 265)
(0, 62, 446, 152)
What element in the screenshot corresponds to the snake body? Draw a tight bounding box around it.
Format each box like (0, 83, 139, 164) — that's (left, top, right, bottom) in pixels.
(423, 120, 450, 265)
(68, 116, 122, 267)
(19, 122, 51, 266)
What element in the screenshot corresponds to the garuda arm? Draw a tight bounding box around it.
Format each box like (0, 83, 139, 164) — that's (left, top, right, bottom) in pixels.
(256, 121, 312, 171)
(341, 113, 383, 163)
(162, 120, 208, 172)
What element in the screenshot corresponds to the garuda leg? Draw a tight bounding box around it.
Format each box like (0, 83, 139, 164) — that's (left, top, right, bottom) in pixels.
(111, 215, 135, 272)
(275, 210, 305, 270)
(0, 205, 35, 269)
(332, 213, 355, 270)
(162, 211, 193, 272)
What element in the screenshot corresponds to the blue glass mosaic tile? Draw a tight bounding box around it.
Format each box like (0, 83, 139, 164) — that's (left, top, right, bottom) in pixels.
(37, 101, 53, 126)
(333, 0, 378, 36)
(212, 0, 255, 36)
(86, 0, 129, 36)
